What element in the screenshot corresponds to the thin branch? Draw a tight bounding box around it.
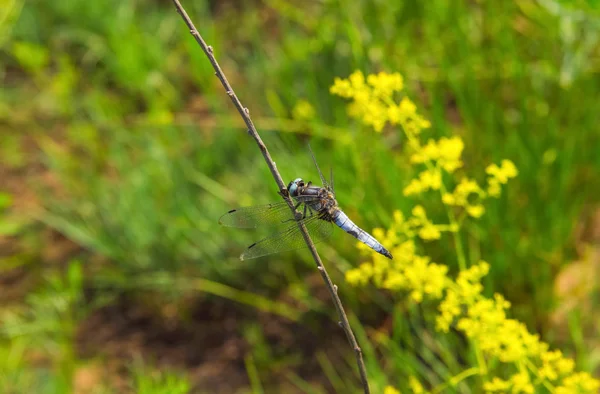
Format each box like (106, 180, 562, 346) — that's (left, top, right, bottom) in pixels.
(170, 1, 371, 393)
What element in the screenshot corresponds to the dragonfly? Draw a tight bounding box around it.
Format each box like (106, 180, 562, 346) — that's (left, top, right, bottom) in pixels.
(219, 147, 393, 261)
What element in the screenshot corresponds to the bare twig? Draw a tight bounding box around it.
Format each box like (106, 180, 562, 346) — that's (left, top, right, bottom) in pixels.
(170, 1, 371, 392)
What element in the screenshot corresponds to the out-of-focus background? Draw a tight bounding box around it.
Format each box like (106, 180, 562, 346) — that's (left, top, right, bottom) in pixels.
(1, 0, 599, 393)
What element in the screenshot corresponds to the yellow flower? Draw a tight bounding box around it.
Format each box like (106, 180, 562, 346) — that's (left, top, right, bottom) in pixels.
(393, 240, 416, 261)
(485, 160, 517, 198)
(487, 179, 502, 198)
(399, 96, 417, 120)
(373, 227, 386, 241)
(362, 101, 389, 132)
(484, 373, 535, 394)
(437, 289, 461, 332)
(443, 177, 486, 218)
(556, 356, 575, 375)
(330, 71, 431, 135)
(486, 160, 518, 184)
(450, 178, 484, 205)
(403, 178, 426, 196)
(333, 71, 596, 394)
(387, 103, 404, 125)
(483, 377, 511, 392)
(409, 136, 463, 173)
(466, 204, 485, 218)
(501, 159, 518, 177)
(422, 169, 442, 190)
(372, 256, 392, 286)
(510, 371, 534, 394)
(437, 137, 464, 173)
(349, 70, 366, 89)
(441, 193, 455, 205)
(393, 210, 405, 225)
(329, 77, 353, 97)
(382, 271, 407, 291)
(409, 376, 424, 394)
(555, 372, 600, 393)
(345, 262, 374, 286)
(418, 222, 441, 240)
(384, 386, 401, 394)
(401, 255, 448, 302)
(367, 71, 404, 98)
(403, 169, 442, 196)
(412, 205, 426, 218)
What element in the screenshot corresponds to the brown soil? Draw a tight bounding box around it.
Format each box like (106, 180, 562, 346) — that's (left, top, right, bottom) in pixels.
(76, 289, 348, 393)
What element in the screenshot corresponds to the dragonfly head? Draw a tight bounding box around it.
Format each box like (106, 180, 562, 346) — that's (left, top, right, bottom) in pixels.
(287, 178, 304, 197)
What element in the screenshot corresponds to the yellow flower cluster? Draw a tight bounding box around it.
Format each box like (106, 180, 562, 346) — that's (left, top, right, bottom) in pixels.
(332, 71, 516, 219)
(405, 150, 517, 220)
(405, 154, 517, 219)
(556, 372, 600, 393)
(410, 137, 465, 173)
(459, 298, 541, 364)
(330, 70, 430, 132)
(409, 205, 442, 240)
(442, 177, 486, 218)
(346, 210, 450, 302)
(436, 261, 489, 332)
(486, 159, 519, 197)
(350, 225, 599, 392)
(484, 366, 600, 394)
(484, 372, 534, 393)
(440, 159, 517, 218)
(333, 71, 599, 393)
(384, 386, 401, 394)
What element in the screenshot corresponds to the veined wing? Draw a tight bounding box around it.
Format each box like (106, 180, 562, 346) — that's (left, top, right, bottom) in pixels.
(219, 196, 319, 228)
(240, 214, 333, 260)
(308, 144, 335, 196)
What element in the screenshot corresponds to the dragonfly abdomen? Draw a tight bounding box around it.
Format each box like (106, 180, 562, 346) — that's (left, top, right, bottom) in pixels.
(332, 210, 393, 259)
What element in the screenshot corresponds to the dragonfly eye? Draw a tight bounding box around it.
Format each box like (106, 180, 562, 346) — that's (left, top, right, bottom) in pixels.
(288, 178, 304, 197)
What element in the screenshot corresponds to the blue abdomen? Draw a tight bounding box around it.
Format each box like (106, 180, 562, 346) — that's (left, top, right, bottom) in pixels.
(332, 210, 393, 259)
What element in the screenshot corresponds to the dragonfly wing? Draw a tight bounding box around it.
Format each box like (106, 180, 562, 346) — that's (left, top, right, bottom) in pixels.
(219, 201, 291, 228)
(219, 196, 321, 229)
(307, 144, 335, 195)
(240, 214, 333, 260)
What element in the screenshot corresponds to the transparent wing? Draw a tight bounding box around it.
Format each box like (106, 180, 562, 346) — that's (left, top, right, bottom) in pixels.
(308, 144, 335, 195)
(308, 144, 328, 190)
(219, 196, 319, 228)
(240, 214, 334, 260)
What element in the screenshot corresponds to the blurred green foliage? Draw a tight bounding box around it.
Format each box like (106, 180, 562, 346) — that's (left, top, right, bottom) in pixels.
(1, 0, 600, 392)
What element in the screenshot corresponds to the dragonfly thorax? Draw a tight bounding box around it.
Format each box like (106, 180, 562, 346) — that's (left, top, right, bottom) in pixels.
(288, 178, 339, 220)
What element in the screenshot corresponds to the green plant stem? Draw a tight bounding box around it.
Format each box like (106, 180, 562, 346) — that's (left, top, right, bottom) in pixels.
(244, 353, 265, 394)
(170, 2, 371, 392)
(524, 358, 555, 392)
(191, 278, 302, 322)
(474, 343, 488, 376)
(431, 367, 481, 393)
